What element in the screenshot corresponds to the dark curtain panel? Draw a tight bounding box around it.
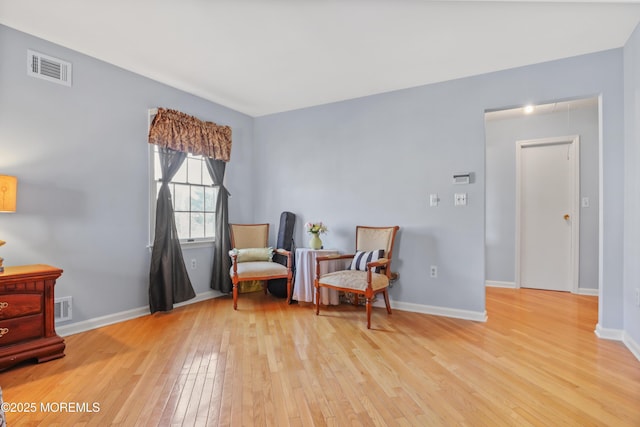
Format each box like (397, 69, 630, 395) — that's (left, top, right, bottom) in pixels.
(205, 158, 232, 293)
(149, 147, 196, 312)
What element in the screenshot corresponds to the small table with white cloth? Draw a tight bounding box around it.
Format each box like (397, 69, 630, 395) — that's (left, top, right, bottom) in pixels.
(293, 248, 342, 305)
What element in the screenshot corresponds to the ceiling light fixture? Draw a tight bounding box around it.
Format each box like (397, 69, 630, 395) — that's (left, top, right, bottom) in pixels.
(523, 105, 535, 114)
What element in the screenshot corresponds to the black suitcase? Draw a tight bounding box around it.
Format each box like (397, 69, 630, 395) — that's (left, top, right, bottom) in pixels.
(268, 211, 296, 300)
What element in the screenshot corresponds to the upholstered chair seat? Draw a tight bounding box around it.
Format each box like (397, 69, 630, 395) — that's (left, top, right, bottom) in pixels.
(230, 261, 288, 280)
(317, 269, 390, 292)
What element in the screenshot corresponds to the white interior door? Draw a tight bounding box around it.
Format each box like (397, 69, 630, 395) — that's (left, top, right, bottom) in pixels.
(516, 136, 580, 292)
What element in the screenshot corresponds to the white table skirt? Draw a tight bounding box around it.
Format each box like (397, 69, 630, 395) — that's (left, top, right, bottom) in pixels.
(293, 248, 342, 305)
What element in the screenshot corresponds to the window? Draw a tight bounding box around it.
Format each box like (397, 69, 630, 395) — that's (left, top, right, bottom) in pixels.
(150, 145, 218, 243)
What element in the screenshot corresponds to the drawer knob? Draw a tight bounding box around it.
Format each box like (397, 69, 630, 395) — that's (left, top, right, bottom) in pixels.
(0, 327, 8, 338)
(0, 301, 8, 311)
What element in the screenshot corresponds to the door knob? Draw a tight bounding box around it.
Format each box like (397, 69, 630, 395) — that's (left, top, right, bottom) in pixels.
(564, 214, 570, 220)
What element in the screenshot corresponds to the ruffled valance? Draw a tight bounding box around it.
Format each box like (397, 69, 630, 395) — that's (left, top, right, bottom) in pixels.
(148, 108, 232, 162)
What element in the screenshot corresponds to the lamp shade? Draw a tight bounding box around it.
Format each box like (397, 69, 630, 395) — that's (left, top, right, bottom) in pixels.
(0, 175, 17, 212)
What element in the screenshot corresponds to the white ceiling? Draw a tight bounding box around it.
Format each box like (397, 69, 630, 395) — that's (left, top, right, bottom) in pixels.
(1, 1, 639, 117)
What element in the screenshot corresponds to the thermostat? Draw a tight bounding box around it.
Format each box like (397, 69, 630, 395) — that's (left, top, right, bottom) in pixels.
(453, 173, 470, 185)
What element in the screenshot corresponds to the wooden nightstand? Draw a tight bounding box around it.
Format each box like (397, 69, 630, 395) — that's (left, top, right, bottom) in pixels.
(0, 264, 65, 371)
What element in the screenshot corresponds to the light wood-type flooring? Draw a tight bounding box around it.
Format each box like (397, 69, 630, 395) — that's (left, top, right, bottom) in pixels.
(1, 287, 639, 426)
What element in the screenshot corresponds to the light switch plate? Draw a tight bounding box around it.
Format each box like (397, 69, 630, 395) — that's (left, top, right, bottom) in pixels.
(429, 193, 439, 207)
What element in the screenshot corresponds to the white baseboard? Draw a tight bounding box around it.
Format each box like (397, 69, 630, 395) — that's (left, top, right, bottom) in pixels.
(485, 280, 516, 288)
(56, 290, 220, 337)
(594, 323, 624, 340)
(485, 281, 599, 297)
(389, 300, 487, 322)
(597, 325, 640, 362)
(623, 332, 640, 362)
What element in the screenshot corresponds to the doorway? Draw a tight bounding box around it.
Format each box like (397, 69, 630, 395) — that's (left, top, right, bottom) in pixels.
(484, 97, 599, 296)
(515, 136, 580, 292)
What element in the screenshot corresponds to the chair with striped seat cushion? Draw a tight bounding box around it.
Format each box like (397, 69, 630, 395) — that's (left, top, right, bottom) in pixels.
(315, 225, 400, 329)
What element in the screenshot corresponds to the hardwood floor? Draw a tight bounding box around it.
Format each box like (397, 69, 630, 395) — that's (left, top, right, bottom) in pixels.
(1, 288, 638, 426)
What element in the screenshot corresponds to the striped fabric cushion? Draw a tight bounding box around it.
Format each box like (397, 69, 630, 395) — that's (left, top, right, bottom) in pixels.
(349, 249, 385, 273)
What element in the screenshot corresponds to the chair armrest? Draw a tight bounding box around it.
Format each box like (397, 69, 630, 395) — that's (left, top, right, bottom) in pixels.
(275, 248, 292, 268)
(228, 250, 238, 275)
(316, 254, 354, 263)
(367, 258, 389, 270)
(366, 258, 390, 282)
(315, 254, 352, 279)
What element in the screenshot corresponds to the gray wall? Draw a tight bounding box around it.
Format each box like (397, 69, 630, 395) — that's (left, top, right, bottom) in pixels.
(0, 25, 255, 324)
(624, 24, 640, 346)
(485, 103, 600, 290)
(254, 49, 625, 325)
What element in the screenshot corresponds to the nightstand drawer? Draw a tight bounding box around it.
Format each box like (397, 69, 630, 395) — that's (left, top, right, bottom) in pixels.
(0, 314, 44, 346)
(0, 294, 42, 320)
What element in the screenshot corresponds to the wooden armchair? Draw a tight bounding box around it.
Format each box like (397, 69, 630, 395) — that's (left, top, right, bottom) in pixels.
(229, 223, 292, 310)
(315, 225, 400, 329)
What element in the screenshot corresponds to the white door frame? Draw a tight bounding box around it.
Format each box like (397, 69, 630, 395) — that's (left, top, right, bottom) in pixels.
(515, 135, 580, 293)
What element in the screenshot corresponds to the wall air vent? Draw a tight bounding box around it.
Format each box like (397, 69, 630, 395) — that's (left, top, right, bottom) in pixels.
(27, 49, 72, 87)
(54, 296, 73, 322)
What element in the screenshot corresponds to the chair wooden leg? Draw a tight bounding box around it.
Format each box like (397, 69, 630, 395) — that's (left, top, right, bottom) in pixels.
(366, 298, 372, 329)
(233, 280, 238, 310)
(315, 284, 320, 315)
(383, 289, 392, 314)
(286, 277, 291, 304)
(353, 294, 359, 306)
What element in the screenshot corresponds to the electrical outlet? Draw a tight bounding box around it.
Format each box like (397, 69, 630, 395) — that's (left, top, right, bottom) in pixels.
(635, 288, 640, 307)
(454, 193, 467, 206)
(430, 265, 438, 278)
(191, 259, 197, 269)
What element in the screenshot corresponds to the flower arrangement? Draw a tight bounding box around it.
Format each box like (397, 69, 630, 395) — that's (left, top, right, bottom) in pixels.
(305, 222, 328, 234)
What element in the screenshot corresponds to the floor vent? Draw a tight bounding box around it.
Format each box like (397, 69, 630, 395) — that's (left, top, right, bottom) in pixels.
(27, 49, 72, 86)
(54, 296, 73, 322)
